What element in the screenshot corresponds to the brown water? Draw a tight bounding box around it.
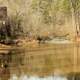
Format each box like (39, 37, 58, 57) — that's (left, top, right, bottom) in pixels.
(0, 43, 80, 80)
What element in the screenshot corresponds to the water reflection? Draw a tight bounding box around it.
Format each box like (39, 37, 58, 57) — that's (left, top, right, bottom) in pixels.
(0, 53, 11, 80)
(0, 65, 10, 80)
(0, 43, 80, 80)
(67, 73, 80, 80)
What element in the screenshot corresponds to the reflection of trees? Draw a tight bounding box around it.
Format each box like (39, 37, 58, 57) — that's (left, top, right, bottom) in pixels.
(9, 48, 25, 67)
(43, 55, 53, 75)
(0, 53, 11, 80)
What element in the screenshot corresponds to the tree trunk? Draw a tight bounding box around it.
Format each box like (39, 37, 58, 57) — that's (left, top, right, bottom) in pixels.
(69, 0, 78, 38)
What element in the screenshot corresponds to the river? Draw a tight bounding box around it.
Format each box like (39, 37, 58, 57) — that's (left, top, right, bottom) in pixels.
(0, 43, 80, 80)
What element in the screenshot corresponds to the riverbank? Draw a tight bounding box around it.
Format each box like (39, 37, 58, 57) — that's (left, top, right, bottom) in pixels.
(0, 39, 80, 80)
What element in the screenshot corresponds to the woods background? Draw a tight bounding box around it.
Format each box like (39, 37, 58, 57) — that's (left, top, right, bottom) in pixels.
(0, 0, 79, 40)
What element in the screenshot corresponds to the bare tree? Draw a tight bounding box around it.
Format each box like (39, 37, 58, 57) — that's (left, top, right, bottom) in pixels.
(70, 0, 80, 37)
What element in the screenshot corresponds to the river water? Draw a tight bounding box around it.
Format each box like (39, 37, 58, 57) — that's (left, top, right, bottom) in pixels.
(0, 43, 80, 80)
